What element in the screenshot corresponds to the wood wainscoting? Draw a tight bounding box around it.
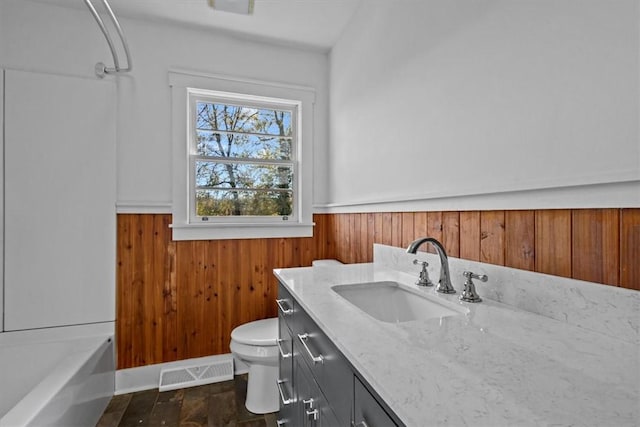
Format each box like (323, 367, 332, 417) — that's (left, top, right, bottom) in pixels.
(116, 209, 639, 369)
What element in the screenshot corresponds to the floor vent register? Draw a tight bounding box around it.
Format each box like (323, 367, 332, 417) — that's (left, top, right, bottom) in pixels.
(159, 356, 234, 392)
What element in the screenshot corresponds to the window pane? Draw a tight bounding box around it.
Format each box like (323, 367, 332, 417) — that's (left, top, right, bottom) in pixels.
(196, 161, 293, 191)
(196, 189, 293, 217)
(196, 131, 291, 160)
(195, 102, 291, 137)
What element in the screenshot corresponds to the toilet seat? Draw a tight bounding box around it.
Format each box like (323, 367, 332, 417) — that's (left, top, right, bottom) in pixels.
(231, 318, 278, 346)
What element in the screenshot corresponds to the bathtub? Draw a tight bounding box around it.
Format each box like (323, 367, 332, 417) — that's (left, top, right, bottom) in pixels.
(0, 326, 114, 427)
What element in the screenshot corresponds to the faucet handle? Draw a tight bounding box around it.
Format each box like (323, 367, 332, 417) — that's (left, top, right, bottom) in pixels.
(460, 271, 487, 303)
(463, 271, 488, 282)
(412, 259, 433, 287)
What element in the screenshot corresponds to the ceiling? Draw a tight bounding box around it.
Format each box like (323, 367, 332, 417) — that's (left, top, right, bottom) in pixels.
(32, 0, 363, 51)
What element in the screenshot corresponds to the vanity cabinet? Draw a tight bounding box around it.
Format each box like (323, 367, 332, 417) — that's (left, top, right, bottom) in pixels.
(277, 283, 401, 427)
(276, 285, 296, 426)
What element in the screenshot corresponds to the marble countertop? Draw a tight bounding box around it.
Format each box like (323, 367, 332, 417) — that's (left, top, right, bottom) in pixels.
(274, 257, 639, 426)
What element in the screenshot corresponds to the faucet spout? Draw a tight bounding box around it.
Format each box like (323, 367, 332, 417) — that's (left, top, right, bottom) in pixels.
(406, 237, 456, 294)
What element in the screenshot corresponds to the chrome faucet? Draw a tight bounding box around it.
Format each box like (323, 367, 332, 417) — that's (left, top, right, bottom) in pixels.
(406, 237, 456, 294)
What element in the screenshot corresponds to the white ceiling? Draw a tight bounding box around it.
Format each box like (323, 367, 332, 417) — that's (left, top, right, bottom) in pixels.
(32, 0, 363, 51)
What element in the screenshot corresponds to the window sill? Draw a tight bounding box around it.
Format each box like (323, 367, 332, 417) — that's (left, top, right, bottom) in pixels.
(169, 222, 314, 241)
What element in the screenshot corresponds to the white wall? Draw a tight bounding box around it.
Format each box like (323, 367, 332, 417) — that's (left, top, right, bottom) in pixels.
(0, 0, 329, 334)
(3, 70, 116, 331)
(0, 0, 330, 211)
(327, 0, 640, 211)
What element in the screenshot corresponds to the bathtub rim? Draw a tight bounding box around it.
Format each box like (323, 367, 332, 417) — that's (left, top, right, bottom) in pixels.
(0, 326, 114, 427)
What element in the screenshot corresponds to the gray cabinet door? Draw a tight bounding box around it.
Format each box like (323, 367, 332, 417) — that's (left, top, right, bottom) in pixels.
(295, 351, 341, 427)
(295, 306, 352, 425)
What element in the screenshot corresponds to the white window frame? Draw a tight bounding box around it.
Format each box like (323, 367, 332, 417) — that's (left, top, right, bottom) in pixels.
(169, 70, 315, 240)
(188, 89, 299, 224)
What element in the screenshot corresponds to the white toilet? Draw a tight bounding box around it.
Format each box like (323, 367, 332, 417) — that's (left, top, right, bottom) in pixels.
(230, 317, 279, 414)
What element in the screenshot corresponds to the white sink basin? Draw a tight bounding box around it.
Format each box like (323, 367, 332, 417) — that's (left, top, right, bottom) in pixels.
(331, 281, 467, 323)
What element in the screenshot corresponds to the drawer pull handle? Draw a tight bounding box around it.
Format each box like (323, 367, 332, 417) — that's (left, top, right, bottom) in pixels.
(306, 408, 319, 422)
(276, 299, 293, 315)
(277, 338, 292, 359)
(277, 380, 293, 405)
(298, 333, 324, 364)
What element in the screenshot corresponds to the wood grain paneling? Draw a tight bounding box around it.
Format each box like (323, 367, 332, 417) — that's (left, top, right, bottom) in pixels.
(480, 211, 505, 266)
(505, 210, 535, 271)
(535, 210, 572, 278)
(117, 209, 638, 369)
(460, 211, 481, 261)
(442, 212, 460, 258)
(117, 215, 316, 369)
(401, 212, 415, 249)
(413, 212, 428, 243)
(366, 213, 375, 262)
(381, 212, 393, 246)
(620, 209, 640, 290)
(572, 209, 619, 286)
(391, 213, 403, 248)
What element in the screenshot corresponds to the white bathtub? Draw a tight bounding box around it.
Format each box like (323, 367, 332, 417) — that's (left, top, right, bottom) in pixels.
(0, 325, 114, 427)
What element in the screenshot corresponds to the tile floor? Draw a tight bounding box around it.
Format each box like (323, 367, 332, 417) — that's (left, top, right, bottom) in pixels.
(96, 375, 278, 427)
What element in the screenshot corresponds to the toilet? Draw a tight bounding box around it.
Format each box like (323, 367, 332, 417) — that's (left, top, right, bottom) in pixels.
(230, 317, 279, 414)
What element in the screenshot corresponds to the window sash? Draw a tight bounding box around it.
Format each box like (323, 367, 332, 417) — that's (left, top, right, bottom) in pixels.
(194, 128, 294, 140)
(188, 92, 299, 224)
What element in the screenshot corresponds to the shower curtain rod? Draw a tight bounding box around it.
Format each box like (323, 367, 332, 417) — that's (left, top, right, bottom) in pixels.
(83, 0, 132, 78)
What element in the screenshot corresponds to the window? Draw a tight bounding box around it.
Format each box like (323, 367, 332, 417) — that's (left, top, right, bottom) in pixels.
(170, 70, 315, 240)
(190, 90, 297, 223)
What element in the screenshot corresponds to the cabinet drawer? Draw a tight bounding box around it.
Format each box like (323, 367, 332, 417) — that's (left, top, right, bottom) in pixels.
(354, 376, 398, 427)
(278, 318, 294, 401)
(295, 355, 341, 427)
(295, 308, 352, 426)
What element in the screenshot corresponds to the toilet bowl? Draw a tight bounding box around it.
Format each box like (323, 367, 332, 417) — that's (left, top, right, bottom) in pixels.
(230, 317, 279, 414)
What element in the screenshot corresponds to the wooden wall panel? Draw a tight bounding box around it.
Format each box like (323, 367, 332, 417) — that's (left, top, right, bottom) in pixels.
(117, 214, 177, 368)
(117, 209, 637, 369)
(413, 212, 428, 243)
(366, 213, 375, 262)
(535, 210, 572, 278)
(401, 212, 415, 249)
(620, 209, 640, 290)
(381, 212, 393, 246)
(391, 213, 403, 248)
(480, 211, 505, 266)
(442, 212, 460, 258)
(460, 211, 481, 261)
(426, 212, 443, 254)
(572, 209, 619, 286)
(117, 215, 314, 369)
(505, 210, 535, 271)
(373, 213, 384, 245)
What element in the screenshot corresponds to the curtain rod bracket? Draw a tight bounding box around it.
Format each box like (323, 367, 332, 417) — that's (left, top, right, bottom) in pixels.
(84, 0, 132, 78)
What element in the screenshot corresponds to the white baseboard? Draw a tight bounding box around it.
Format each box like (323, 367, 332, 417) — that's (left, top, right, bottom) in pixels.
(115, 353, 248, 395)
